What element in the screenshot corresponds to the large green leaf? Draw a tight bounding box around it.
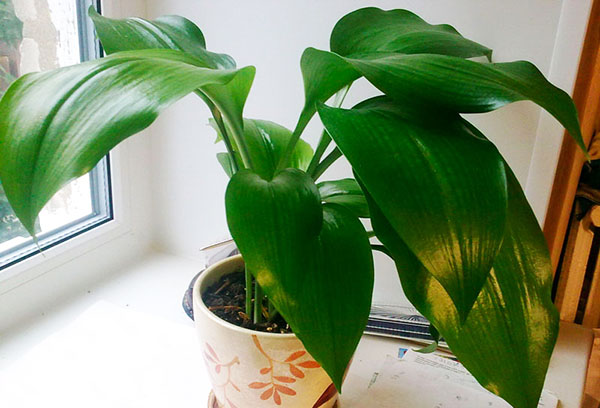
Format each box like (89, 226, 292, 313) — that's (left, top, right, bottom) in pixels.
(0, 49, 254, 234)
(212, 118, 313, 180)
(345, 54, 586, 154)
(225, 169, 374, 390)
(365, 165, 558, 408)
(330, 7, 492, 60)
(296, 8, 492, 135)
(317, 178, 369, 218)
(319, 97, 507, 320)
(89, 7, 256, 167)
(89, 7, 234, 69)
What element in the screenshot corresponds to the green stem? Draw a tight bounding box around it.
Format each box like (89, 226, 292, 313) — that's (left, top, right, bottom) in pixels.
(253, 280, 264, 324)
(210, 107, 240, 173)
(306, 85, 352, 177)
(306, 130, 331, 176)
(277, 84, 353, 174)
(312, 147, 342, 180)
(245, 266, 252, 317)
(195, 90, 251, 170)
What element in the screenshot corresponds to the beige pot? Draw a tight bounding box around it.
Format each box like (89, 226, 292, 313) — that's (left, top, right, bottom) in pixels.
(193, 255, 338, 408)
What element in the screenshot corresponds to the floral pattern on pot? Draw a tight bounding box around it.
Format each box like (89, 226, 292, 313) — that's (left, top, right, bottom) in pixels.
(248, 335, 321, 405)
(203, 342, 241, 408)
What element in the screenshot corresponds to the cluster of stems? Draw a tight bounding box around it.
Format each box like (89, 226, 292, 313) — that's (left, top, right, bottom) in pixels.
(207, 86, 352, 322)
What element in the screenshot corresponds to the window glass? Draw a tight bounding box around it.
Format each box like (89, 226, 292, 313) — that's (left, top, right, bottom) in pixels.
(0, 0, 112, 269)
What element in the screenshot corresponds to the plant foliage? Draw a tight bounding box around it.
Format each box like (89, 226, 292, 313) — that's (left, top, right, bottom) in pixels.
(0, 7, 587, 407)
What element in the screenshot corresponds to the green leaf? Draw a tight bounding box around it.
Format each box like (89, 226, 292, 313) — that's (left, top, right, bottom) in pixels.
(216, 153, 235, 178)
(317, 178, 369, 218)
(211, 118, 314, 180)
(89, 7, 235, 69)
(225, 169, 374, 390)
(296, 8, 492, 135)
(331, 7, 492, 60)
(345, 54, 586, 155)
(414, 325, 440, 354)
(0, 49, 254, 235)
(366, 166, 558, 408)
(319, 97, 507, 321)
(297, 48, 360, 134)
(90, 7, 256, 168)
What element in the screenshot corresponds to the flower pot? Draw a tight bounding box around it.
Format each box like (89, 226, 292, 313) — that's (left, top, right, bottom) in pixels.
(193, 255, 338, 408)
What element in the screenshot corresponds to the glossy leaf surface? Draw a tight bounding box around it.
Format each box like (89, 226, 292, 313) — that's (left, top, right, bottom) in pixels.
(346, 54, 586, 153)
(317, 178, 369, 218)
(90, 7, 235, 69)
(225, 169, 373, 390)
(319, 98, 507, 320)
(330, 7, 492, 60)
(297, 7, 492, 134)
(212, 118, 313, 179)
(0, 49, 253, 234)
(90, 7, 256, 167)
(365, 166, 558, 408)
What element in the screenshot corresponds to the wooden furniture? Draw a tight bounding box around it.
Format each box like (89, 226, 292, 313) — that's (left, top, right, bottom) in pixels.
(582, 329, 600, 408)
(544, 0, 600, 273)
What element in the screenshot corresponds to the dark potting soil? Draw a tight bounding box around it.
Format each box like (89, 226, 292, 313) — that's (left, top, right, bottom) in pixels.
(202, 270, 292, 334)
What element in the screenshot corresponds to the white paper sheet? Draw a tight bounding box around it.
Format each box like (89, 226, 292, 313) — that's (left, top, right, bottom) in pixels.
(0, 301, 211, 408)
(357, 350, 558, 408)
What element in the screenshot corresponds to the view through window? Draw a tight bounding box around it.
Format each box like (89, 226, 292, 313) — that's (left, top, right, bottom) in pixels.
(0, 0, 112, 270)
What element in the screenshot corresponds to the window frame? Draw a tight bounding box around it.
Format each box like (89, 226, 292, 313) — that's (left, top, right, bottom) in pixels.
(0, 0, 120, 284)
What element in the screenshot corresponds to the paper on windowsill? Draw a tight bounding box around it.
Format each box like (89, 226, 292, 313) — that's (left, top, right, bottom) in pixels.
(357, 349, 558, 408)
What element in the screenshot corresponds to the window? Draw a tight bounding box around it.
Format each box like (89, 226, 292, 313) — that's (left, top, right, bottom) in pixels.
(0, 0, 112, 270)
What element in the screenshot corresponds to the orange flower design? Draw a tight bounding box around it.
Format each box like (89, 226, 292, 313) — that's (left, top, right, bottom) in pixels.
(249, 335, 321, 405)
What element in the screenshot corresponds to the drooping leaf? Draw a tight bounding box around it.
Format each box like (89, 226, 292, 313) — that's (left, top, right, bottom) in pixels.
(330, 7, 492, 60)
(0, 49, 254, 234)
(297, 8, 492, 134)
(317, 178, 369, 218)
(319, 97, 507, 320)
(365, 166, 558, 408)
(90, 6, 255, 167)
(89, 7, 235, 69)
(225, 169, 374, 390)
(297, 48, 360, 133)
(345, 54, 586, 154)
(211, 119, 313, 180)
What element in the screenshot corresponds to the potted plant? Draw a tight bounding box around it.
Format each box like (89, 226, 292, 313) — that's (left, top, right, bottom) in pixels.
(0, 6, 587, 408)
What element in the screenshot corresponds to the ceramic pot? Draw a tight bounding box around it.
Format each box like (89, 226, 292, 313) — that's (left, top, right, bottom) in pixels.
(193, 255, 338, 408)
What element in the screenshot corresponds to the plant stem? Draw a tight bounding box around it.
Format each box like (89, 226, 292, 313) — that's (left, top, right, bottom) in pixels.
(210, 107, 240, 173)
(254, 280, 263, 324)
(312, 147, 342, 180)
(195, 90, 251, 170)
(276, 84, 353, 174)
(306, 85, 352, 176)
(306, 129, 332, 176)
(245, 266, 252, 317)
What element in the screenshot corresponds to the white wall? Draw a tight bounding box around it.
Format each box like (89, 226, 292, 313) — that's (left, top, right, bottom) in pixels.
(142, 1, 591, 304)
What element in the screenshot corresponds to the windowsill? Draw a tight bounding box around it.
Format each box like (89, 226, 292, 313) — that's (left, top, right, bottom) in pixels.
(0, 252, 593, 407)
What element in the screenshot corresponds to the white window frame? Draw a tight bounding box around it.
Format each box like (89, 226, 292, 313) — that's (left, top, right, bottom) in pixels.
(0, 0, 151, 296)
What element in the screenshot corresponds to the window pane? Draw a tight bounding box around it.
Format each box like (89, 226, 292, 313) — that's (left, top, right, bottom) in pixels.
(0, 0, 112, 269)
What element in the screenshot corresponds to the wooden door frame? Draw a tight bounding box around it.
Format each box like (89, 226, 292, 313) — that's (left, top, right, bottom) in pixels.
(544, 0, 600, 273)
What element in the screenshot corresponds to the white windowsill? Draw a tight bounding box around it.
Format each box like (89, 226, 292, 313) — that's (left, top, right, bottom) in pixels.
(0, 251, 593, 407)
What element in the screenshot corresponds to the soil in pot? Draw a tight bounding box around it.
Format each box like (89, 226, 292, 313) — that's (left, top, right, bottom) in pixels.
(202, 270, 292, 334)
